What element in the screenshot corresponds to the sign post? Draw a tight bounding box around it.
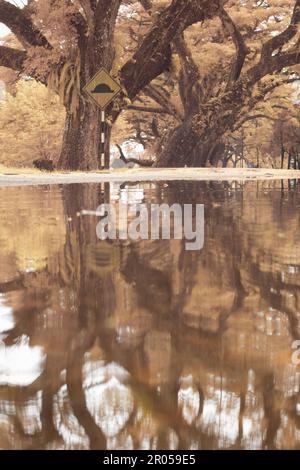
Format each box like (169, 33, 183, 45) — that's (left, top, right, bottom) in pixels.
(100, 109, 106, 169)
(83, 68, 122, 170)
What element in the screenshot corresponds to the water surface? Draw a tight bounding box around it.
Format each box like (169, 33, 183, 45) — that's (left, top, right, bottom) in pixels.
(0, 180, 300, 450)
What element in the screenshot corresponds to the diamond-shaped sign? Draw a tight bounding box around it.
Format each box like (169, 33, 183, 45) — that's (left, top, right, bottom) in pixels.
(83, 68, 122, 110)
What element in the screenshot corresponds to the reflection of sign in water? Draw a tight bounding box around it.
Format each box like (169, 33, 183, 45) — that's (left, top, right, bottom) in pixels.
(83, 68, 122, 110)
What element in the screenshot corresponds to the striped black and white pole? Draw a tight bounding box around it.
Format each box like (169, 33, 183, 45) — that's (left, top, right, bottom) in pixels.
(100, 109, 106, 169)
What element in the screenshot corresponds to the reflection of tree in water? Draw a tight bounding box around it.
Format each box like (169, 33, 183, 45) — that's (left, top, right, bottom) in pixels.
(0, 181, 300, 449)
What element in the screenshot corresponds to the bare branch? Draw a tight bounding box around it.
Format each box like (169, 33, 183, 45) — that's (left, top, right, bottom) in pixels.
(267, 50, 300, 74)
(116, 144, 154, 167)
(139, 0, 152, 11)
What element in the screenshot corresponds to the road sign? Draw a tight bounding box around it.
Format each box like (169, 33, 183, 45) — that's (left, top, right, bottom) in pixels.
(83, 68, 122, 110)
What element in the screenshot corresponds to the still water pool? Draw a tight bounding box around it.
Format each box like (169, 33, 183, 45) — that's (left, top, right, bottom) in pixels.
(0, 180, 300, 450)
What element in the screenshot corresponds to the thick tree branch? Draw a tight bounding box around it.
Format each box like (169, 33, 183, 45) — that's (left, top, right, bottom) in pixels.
(156, 0, 300, 167)
(219, 7, 250, 86)
(260, 0, 300, 61)
(92, 0, 122, 71)
(116, 144, 154, 167)
(0, 45, 26, 71)
(78, 0, 94, 25)
(0, 0, 51, 49)
(127, 105, 170, 114)
(120, 0, 228, 100)
(65, 0, 88, 39)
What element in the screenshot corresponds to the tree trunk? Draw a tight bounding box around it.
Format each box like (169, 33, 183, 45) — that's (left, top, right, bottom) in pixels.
(58, 102, 103, 170)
